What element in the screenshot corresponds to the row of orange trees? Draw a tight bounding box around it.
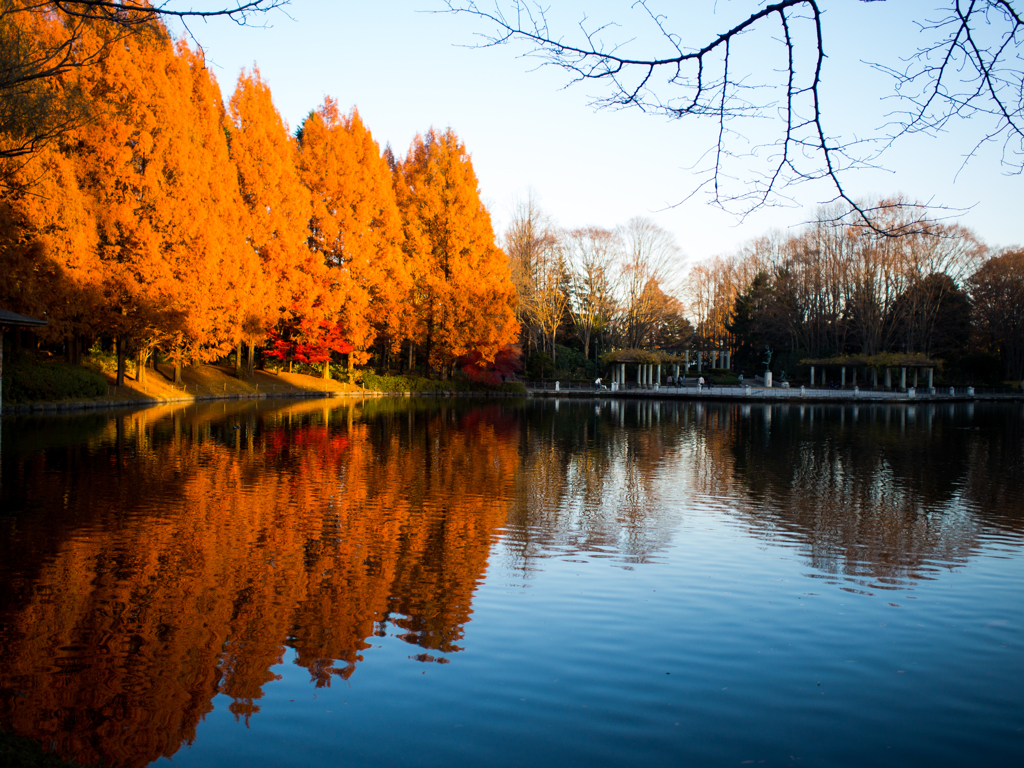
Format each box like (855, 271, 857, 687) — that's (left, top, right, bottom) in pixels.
(0, 8, 519, 385)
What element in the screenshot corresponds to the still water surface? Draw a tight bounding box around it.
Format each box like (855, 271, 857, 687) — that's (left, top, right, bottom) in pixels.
(1, 397, 1023, 767)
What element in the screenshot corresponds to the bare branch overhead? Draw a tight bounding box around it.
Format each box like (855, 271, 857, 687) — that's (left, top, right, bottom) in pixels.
(445, 1, 1022, 235)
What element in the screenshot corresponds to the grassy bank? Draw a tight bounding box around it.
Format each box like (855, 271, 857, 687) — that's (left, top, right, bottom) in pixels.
(1, 352, 524, 408)
(1, 351, 360, 408)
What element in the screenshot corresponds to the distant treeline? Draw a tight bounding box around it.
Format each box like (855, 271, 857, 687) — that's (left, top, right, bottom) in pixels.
(687, 202, 1024, 381)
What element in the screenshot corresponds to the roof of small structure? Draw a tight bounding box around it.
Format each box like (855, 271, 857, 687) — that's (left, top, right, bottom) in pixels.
(602, 349, 684, 365)
(801, 352, 939, 369)
(0, 307, 48, 328)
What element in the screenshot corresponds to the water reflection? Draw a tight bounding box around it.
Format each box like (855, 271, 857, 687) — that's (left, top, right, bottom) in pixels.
(500, 399, 1024, 587)
(716, 402, 1024, 590)
(503, 399, 690, 569)
(1, 398, 1022, 767)
(1, 398, 520, 767)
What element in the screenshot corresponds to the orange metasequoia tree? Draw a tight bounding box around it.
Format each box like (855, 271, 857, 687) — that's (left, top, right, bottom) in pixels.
(228, 66, 332, 377)
(161, 42, 263, 383)
(70, 19, 200, 385)
(0, 139, 103, 361)
(395, 127, 518, 377)
(297, 99, 409, 374)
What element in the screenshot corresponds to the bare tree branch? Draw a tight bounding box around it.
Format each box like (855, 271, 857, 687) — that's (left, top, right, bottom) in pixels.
(872, 0, 1023, 175)
(51, 1, 287, 25)
(445, 1, 1021, 236)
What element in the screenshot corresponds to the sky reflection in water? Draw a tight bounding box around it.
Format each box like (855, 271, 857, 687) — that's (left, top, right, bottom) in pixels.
(1, 397, 1022, 767)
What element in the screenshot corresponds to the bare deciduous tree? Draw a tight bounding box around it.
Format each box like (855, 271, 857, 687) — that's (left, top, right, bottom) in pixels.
(504, 193, 570, 366)
(561, 226, 618, 364)
(505, 191, 559, 355)
(616, 216, 682, 349)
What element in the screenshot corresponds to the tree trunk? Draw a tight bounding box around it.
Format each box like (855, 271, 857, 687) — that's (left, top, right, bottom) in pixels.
(323, 358, 331, 380)
(65, 336, 83, 365)
(247, 341, 256, 377)
(236, 341, 243, 377)
(136, 349, 147, 385)
(116, 336, 126, 388)
(174, 347, 183, 385)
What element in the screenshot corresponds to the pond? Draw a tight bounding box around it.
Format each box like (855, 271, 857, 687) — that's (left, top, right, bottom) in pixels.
(1, 397, 1022, 767)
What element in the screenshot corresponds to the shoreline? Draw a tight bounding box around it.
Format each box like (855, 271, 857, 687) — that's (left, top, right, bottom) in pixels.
(3, 384, 1021, 416)
(527, 385, 1023, 404)
(0, 388, 533, 415)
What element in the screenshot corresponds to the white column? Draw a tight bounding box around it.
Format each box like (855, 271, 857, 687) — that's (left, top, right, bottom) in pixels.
(841, 367, 846, 387)
(810, 366, 815, 388)
(901, 367, 907, 390)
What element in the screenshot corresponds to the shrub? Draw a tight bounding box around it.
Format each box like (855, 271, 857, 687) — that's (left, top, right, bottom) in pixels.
(553, 344, 595, 378)
(83, 345, 119, 376)
(360, 372, 525, 394)
(3, 351, 107, 404)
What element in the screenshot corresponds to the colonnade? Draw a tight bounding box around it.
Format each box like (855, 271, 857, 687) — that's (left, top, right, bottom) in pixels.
(682, 350, 731, 372)
(808, 365, 935, 390)
(609, 363, 663, 388)
(606, 349, 733, 388)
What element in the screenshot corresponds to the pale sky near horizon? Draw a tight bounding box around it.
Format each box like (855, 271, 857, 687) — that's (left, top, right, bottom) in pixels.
(175, 1, 1022, 275)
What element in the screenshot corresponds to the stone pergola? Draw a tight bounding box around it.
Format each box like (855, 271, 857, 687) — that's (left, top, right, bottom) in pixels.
(0, 308, 49, 410)
(802, 354, 940, 391)
(601, 347, 731, 389)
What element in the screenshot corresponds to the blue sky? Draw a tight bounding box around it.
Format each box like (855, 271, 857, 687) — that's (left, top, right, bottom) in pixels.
(178, 1, 1022, 268)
